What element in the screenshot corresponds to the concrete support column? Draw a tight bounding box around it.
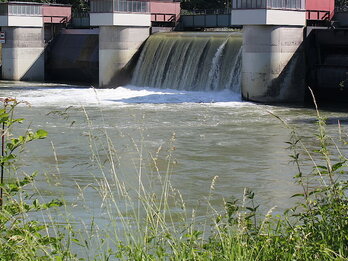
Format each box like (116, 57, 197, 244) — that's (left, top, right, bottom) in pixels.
(242, 25, 305, 103)
(99, 26, 149, 87)
(2, 27, 44, 81)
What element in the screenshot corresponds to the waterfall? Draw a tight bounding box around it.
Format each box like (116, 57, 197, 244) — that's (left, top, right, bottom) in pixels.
(207, 38, 228, 91)
(226, 47, 242, 93)
(131, 32, 243, 93)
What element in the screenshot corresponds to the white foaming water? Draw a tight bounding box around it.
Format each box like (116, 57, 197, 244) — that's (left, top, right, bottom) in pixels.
(0, 84, 243, 108)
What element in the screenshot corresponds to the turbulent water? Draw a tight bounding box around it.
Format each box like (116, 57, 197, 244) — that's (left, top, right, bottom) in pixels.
(1, 82, 347, 219)
(132, 32, 242, 92)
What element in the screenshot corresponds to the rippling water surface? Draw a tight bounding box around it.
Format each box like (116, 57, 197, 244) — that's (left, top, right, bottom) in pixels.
(1, 81, 347, 226)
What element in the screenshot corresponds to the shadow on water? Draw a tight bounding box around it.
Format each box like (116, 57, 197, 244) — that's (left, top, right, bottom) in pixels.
(291, 116, 348, 125)
(103, 89, 241, 104)
(104, 92, 239, 104)
(105, 93, 188, 104)
(0, 84, 89, 91)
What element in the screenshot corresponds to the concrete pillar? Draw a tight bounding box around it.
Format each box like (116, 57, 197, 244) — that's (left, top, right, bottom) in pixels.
(2, 27, 44, 81)
(242, 25, 306, 103)
(99, 26, 149, 87)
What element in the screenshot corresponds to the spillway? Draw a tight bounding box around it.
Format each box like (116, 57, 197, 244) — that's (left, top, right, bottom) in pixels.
(131, 32, 242, 92)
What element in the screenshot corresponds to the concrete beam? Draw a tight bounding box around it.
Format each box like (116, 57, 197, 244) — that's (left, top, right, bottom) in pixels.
(231, 9, 306, 26)
(90, 13, 151, 27)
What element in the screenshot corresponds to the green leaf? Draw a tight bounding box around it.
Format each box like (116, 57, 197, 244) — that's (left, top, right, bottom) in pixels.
(35, 129, 48, 139)
(332, 162, 345, 172)
(291, 193, 305, 198)
(316, 165, 328, 170)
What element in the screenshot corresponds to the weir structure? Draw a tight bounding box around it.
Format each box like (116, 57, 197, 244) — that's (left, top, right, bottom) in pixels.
(231, 0, 307, 102)
(0, 2, 45, 81)
(0, 2, 71, 81)
(90, 0, 151, 87)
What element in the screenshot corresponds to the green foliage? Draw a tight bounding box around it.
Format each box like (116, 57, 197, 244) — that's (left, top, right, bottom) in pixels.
(102, 99, 348, 260)
(181, 0, 227, 10)
(0, 98, 73, 260)
(55, 0, 89, 12)
(336, 0, 348, 8)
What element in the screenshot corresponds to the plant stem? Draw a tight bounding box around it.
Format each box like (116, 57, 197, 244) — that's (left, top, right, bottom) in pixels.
(0, 118, 4, 208)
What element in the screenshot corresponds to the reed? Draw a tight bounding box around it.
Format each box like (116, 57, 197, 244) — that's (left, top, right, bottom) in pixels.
(71, 97, 347, 260)
(0, 95, 347, 260)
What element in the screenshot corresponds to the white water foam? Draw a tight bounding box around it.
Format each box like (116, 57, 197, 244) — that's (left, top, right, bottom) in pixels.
(0, 84, 244, 108)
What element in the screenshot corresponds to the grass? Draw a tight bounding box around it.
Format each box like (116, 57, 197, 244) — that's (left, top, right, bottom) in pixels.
(0, 96, 347, 260)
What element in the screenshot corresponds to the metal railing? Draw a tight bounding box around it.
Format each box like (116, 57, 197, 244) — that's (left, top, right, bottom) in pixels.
(90, 0, 149, 13)
(44, 15, 70, 24)
(306, 10, 330, 20)
(0, 2, 42, 16)
(181, 9, 231, 15)
(232, 0, 305, 10)
(152, 13, 176, 22)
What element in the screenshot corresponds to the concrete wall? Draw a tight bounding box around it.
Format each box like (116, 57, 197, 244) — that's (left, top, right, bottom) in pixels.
(2, 27, 44, 81)
(90, 13, 151, 27)
(46, 29, 99, 84)
(242, 25, 305, 103)
(99, 26, 149, 87)
(306, 29, 348, 102)
(0, 15, 43, 27)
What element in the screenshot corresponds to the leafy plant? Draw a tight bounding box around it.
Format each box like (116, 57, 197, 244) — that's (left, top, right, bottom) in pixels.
(0, 98, 74, 260)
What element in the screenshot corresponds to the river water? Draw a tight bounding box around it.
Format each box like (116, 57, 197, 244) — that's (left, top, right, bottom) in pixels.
(1, 81, 347, 229)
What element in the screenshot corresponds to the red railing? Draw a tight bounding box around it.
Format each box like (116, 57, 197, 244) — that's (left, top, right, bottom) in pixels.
(306, 10, 331, 20)
(151, 13, 176, 22)
(44, 15, 71, 24)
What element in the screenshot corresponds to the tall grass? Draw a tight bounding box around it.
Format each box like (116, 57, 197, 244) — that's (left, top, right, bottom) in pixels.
(71, 97, 347, 260)
(0, 96, 347, 260)
(0, 98, 75, 260)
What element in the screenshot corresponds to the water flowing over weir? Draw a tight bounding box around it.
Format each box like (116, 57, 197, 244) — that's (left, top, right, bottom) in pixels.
(131, 32, 243, 92)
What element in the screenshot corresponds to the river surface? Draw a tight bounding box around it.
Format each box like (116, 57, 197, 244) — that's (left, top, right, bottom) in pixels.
(1, 81, 347, 229)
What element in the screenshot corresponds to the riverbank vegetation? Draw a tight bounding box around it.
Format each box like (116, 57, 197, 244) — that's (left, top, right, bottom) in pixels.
(0, 98, 73, 260)
(0, 97, 347, 260)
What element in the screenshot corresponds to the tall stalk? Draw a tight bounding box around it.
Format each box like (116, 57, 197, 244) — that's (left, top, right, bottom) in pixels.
(0, 120, 4, 208)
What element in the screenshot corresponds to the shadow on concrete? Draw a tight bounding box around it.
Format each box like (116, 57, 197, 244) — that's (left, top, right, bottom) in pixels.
(106, 40, 147, 88)
(267, 41, 306, 102)
(243, 34, 306, 104)
(305, 29, 348, 103)
(21, 51, 45, 81)
(45, 33, 99, 85)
